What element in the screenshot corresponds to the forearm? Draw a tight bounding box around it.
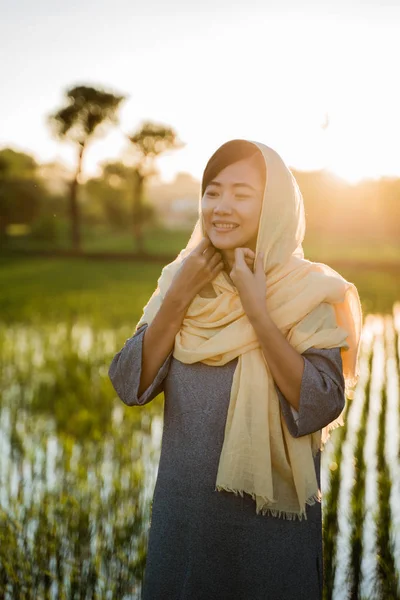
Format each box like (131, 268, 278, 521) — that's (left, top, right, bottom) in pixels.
(249, 310, 305, 411)
(138, 291, 190, 397)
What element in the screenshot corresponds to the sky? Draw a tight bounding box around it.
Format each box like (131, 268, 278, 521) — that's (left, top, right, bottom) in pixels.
(1, 0, 400, 185)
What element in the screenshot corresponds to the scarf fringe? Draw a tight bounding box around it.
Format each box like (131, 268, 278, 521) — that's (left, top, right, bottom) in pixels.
(215, 485, 322, 521)
(313, 417, 345, 456)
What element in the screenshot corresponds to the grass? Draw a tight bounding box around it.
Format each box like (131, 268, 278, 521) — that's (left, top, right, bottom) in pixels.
(1, 252, 399, 328)
(0, 256, 162, 328)
(4, 221, 400, 263)
(3, 224, 191, 256)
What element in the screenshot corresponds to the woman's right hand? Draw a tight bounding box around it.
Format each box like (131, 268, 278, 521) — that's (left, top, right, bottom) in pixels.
(166, 237, 224, 308)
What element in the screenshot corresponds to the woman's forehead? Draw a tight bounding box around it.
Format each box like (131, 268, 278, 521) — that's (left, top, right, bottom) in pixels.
(206, 159, 265, 189)
(207, 180, 259, 192)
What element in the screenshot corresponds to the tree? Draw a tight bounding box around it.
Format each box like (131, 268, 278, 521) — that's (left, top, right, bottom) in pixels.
(47, 85, 126, 250)
(0, 148, 44, 242)
(126, 121, 184, 253)
(82, 161, 132, 229)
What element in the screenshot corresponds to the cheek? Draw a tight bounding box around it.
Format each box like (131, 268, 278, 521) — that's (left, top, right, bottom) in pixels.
(201, 198, 211, 218)
(201, 205, 217, 230)
(241, 205, 260, 228)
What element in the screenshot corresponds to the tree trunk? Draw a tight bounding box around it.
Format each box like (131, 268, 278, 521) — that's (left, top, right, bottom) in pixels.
(69, 144, 85, 251)
(132, 170, 145, 254)
(0, 215, 7, 247)
(0, 180, 9, 246)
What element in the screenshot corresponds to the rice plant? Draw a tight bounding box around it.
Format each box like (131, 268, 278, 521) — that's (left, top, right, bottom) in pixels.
(0, 303, 399, 598)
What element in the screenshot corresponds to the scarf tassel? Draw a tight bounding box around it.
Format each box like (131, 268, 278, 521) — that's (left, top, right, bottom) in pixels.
(214, 485, 322, 521)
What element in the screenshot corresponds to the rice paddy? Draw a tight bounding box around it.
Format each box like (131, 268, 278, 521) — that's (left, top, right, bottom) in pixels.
(322, 304, 400, 600)
(0, 256, 399, 599)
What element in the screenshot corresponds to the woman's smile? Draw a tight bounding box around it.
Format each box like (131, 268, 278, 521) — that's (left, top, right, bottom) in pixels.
(213, 222, 240, 233)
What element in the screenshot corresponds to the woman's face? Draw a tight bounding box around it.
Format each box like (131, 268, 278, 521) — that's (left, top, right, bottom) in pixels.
(201, 157, 265, 252)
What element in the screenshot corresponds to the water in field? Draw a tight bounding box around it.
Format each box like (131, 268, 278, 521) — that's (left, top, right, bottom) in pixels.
(322, 306, 400, 600)
(1, 305, 399, 599)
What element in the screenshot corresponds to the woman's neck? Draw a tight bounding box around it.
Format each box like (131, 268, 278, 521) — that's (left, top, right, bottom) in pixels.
(221, 240, 256, 272)
(221, 249, 235, 273)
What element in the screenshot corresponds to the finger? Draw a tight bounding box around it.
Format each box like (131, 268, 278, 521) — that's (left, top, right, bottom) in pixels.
(242, 247, 256, 260)
(203, 245, 217, 261)
(211, 258, 225, 275)
(234, 248, 249, 268)
(208, 251, 223, 269)
(244, 256, 255, 272)
(243, 250, 255, 262)
(240, 247, 256, 270)
(193, 237, 212, 255)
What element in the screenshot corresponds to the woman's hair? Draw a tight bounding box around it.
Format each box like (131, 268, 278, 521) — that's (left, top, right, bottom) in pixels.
(201, 139, 267, 197)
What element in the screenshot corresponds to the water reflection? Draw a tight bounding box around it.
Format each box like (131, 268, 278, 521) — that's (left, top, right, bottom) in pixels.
(1, 309, 399, 598)
(0, 321, 162, 598)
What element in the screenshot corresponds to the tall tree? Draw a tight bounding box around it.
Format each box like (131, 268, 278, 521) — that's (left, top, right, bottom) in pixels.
(47, 85, 125, 250)
(126, 121, 184, 253)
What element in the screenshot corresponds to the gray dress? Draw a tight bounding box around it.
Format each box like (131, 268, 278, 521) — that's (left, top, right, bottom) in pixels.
(108, 323, 346, 600)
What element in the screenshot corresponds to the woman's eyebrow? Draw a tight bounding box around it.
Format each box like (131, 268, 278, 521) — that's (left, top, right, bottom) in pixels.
(208, 180, 258, 192)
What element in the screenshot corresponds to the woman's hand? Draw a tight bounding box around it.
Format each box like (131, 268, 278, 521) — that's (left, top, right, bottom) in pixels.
(229, 248, 268, 321)
(167, 237, 224, 309)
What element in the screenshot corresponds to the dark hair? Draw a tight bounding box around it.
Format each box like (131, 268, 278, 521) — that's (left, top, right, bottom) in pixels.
(201, 139, 266, 197)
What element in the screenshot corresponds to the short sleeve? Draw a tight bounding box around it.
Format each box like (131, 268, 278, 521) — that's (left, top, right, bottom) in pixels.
(275, 347, 346, 438)
(108, 323, 173, 407)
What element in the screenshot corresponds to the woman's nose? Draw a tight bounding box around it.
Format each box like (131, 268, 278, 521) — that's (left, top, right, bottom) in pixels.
(214, 195, 233, 214)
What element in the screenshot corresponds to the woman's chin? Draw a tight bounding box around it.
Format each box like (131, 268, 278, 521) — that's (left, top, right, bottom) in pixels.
(208, 232, 242, 250)
(210, 238, 238, 250)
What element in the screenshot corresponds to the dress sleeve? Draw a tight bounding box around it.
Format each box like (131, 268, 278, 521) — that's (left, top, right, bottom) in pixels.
(108, 323, 173, 407)
(275, 347, 346, 438)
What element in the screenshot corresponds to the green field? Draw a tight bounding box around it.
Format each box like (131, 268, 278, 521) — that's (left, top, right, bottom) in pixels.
(5, 223, 400, 264)
(1, 250, 399, 328)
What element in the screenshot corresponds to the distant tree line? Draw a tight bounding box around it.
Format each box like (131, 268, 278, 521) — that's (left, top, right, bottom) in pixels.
(0, 83, 399, 253)
(0, 84, 184, 253)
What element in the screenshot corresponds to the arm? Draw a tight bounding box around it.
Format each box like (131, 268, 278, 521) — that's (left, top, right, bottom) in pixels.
(250, 310, 305, 411)
(275, 347, 346, 438)
(108, 292, 190, 406)
(138, 292, 189, 397)
(134, 238, 224, 399)
(248, 310, 345, 438)
(108, 324, 169, 406)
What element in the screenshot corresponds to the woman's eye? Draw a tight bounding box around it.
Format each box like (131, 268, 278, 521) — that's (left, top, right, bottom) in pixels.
(206, 191, 250, 199)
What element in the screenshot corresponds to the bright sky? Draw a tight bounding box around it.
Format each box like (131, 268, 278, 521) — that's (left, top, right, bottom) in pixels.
(1, 0, 400, 184)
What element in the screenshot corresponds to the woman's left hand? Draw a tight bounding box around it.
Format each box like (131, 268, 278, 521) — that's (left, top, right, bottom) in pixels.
(230, 248, 268, 321)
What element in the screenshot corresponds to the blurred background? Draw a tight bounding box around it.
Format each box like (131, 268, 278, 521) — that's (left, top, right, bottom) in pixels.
(1, 1, 399, 598)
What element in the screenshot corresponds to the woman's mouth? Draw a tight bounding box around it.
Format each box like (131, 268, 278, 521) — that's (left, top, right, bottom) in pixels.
(213, 223, 239, 233)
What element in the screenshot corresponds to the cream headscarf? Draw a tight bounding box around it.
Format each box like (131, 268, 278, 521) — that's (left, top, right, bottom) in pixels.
(136, 139, 363, 520)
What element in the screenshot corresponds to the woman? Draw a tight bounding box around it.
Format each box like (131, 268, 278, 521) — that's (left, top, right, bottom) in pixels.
(108, 139, 362, 600)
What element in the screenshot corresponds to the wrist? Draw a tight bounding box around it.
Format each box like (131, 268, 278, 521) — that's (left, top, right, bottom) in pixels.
(164, 289, 192, 318)
(248, 307, 273, 330)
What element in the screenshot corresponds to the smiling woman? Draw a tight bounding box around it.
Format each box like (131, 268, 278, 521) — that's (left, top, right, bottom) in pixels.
(109, 138, 362, 600)
(201, 140, 266, 273)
